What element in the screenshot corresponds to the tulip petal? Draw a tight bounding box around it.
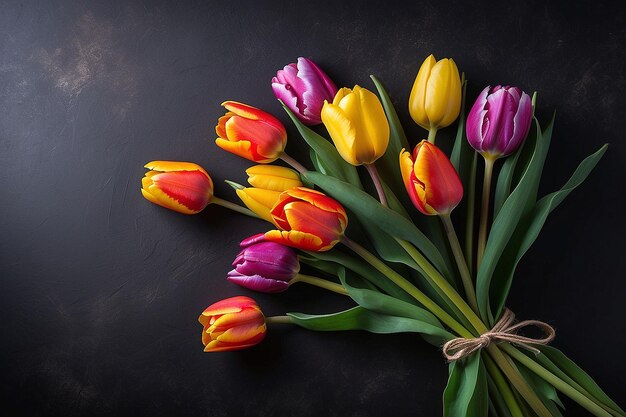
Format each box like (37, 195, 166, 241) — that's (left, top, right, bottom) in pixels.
(224, 116, 285, 161)
(227, 273, 290, 293)
(409, 54, 436, 128)
(264, 229, 326, 251)
(144, 161, 211, 178)
(246, 165, 302, 191)
(321, 102, 359, 165)
(504, 91, 533, 156)
(149, 171, 213, 213)
(236, 188, 280, 224)
(222, 101, 285, 134)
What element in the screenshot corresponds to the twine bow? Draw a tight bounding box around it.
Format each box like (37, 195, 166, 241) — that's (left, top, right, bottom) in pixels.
(442, 308, 556, 361)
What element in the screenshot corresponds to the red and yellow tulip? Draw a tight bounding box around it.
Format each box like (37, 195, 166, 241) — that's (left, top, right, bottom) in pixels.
(198, 296, 266, 352)
(399, 141, 463, 216)
(141, 161, 213, 214)
(215, 101, 287, 163)
(236, 165, 303, 224)
(264, 187, 347, 252)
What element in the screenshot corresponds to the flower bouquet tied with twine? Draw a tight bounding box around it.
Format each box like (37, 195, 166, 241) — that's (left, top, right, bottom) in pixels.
(140, 55, 623, 417)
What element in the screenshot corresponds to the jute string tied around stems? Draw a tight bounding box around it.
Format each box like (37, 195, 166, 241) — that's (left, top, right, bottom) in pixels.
(442, 308, 556, 361)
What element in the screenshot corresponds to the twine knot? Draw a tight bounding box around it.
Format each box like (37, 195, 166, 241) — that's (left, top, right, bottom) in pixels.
(442, 308, 555, 361)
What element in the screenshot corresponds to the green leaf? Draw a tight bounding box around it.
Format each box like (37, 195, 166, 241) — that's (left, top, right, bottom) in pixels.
(517, 364, 564, 417)
(490, 145, 608, 318)
(303, 249, 416, 304)
(369, 75, 410, 198)
(303, 170, 451, 279)
(539, 346, 625, 416)
(476, 117, 553, 324)
(450, 75, 469, 171)
(443, 353, 488, 417)
(280, 102, 362, 187)
(288, 306, 453, 339)
(339, 268, 453, 345)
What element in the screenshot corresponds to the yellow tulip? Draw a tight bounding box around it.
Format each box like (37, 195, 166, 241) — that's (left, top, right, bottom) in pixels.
(321, 85, 390, 166)
(235, 165, 302, 225)
(408, 54, 462, 134)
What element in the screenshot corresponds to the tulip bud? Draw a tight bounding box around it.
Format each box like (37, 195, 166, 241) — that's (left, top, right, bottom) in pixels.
(399, 141, 463, 216)
(466, 85, 533, 158)
(321, 85, 390, 166)
(408, 54, 462, 131)
(264, 187, 348, 252)
(272, 57, 338, 125)
(141, 161, 213, 214)
(215, 101, 287, 163)
(235, 165, 303, 224)
(198, 296, 266, 352)
(227, 234, 300, 293)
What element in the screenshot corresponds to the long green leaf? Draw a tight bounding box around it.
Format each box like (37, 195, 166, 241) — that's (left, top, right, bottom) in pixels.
(539, 346, 625, 415)
(339, 269, 453, 345)
(280, 102, 362, 187)
(288, 306, 452, 340)
(443, 353, 488, 417)
(303, 249, 415, 304)
(369, 74, 410, 198)
(303, 170, 451, 279)
(517, 365, 564, 417)
(476, 117, 553, 324)
(490, 145, 608, 318)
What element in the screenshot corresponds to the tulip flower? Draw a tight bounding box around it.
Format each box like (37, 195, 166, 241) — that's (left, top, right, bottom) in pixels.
(321, 85, 390, 166)
(235, 165, 303, 224)
(408, 54, 462, 142)
(227, 234, 300, 293)
(466, 85, 533, 159)
(399, 141, 463, 216)
(141, 161, 213, 214)
(215, 101, 287, 163)
(198, 296, 266, 352)
(264, 187, 348, 252)
(272, 57, 338, 125)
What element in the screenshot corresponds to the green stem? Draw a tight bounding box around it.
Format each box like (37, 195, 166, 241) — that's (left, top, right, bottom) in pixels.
(427, 126, 438, 143)
(483, 352, 524, 417)
(341, 236, 472, 338)
(440, 213, 479, 315)
(266, 315, 293, 325)
(365, 163, 388, 207)
(212, 196, 259, 218)
(465, 153, 478, 274)
(293, 273, 348, 295)
(503, 345, 617, 417)
(477, 156, 495, 268)
(394, 238, 486, 336)
(487, 345, 553, 417)
(280, 153, 308, 175)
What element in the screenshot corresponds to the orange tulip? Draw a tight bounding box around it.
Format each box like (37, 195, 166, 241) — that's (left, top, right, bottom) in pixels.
(399, 141, 463, 216)
(141, 161, 213, 214)
(198, 296, 266, 352)
(264, 187, 347, 251)
(215, 101, 287, 163)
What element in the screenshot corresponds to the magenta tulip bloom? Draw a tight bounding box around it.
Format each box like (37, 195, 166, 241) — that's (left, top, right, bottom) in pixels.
(272, 57, 338, 125)
(466, 86, 533, 159)
(227, 234, 300, 293)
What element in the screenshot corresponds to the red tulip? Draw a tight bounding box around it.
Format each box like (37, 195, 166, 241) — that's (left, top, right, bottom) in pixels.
(198, 296, 266, 352)
(264, 187, 347, 252)
(399, 141, 463, 215)
(215, 101, 287, 163)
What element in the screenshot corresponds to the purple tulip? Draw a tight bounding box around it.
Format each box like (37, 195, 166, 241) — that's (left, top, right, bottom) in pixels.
(466, 85, 533, 158)
(272, 57, 338, 125)
(227, 234, 300, 293)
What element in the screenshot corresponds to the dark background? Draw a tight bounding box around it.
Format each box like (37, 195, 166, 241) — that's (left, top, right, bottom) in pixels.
(1, 1, 624, 416)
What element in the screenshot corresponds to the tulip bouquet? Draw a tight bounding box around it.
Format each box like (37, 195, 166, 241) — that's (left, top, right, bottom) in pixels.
(140, 55, 623, 416)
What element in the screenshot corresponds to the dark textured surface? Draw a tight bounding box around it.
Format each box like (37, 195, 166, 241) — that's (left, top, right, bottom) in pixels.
(1, 1, 625, 416)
